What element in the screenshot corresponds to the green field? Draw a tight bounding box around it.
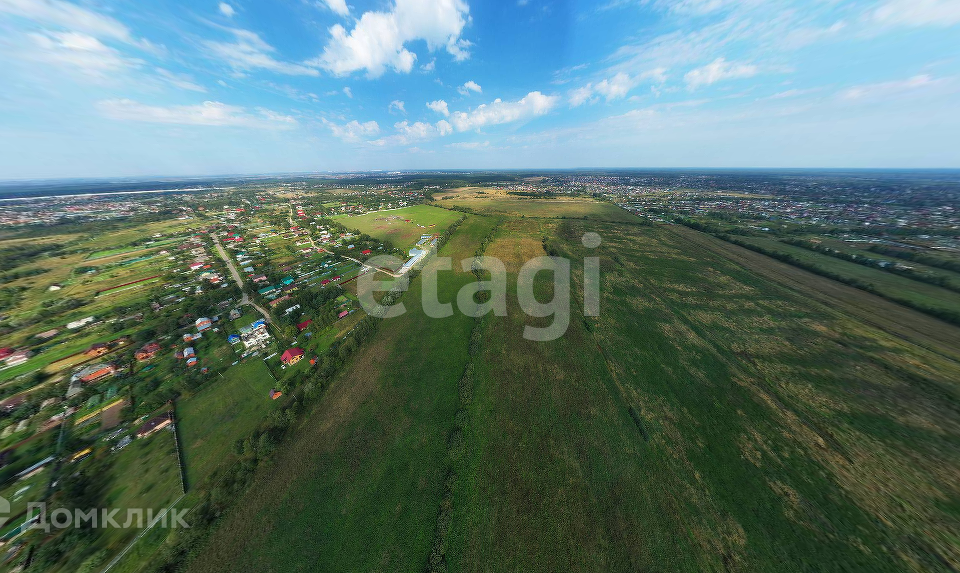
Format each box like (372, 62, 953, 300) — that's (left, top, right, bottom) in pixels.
(333, 205, 463, 248)
(733, 235, 960, 317)
(438, 195, 641, 222)
(187, 212, 960, 572)
(178, 359, 282, 487)
(189, 215, 498, 573)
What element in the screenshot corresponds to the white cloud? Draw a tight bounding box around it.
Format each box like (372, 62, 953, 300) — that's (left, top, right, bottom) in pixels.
(873, 0, 960, 27)
(839, 74, 944, 100)
(343, 86, 352, 98)
(312, 0, 471, 77)
(389, 99, 406, 113)
(218, 79, 229, 87)
(762, 87, 821, 100)
(421, 58, 436, 72)
(569, 85, 594, 107)
(450, 91, 558, 132)
(157, 68, 206, 92)
(320, 0, 350, 17)
(205, 29, 319, 76)
(649, 0, 744, 16)
(265, 81, 319, 102)
(322, 118, 380, 141)
(219, 2, 235, 17)
(98, 99, 297, 129)
(427, 99, 450, 116)
(684, 57, 757, 90)
(447, 140, 489, 149)
(457, 80, 482, 95)
(371, 119, 453, 146)
(594, 72, 634, 100)
(25, 31, 139, 78)
(569, 69, 665, 106)
(0, 0, 134, 43)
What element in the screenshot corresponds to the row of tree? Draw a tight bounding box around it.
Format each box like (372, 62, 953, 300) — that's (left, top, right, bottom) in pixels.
(782, 237, 960, 294)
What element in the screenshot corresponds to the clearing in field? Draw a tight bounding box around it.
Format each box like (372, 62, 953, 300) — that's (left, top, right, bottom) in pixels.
(177, 359, 282, 487)
(332, 204, 461, 249)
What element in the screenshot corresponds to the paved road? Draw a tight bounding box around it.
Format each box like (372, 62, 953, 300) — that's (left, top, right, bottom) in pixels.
(213, 236, 271, 321)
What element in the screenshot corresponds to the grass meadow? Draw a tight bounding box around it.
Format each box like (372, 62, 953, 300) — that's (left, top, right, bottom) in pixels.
(177, 359, 281, 488)
(435, 192, 642, 223)
(185, 210, 960, 572)
(187, 215, 498, 573)
(332, 204, 463, 248)
(733, 235, 960, 318)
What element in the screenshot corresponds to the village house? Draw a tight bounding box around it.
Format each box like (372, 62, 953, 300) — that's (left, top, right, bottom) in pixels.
(135, 342, 161, 361)
(137, 415, 172, 438)
(71, 363, 117, 384)
(281, 347, 304, 366)
(34, 328, 59, 340)
(4, 349, 33, 367)
(239, 320, 270, 349)
(66, 316, 95, 330)
(85, 342, 111, 357)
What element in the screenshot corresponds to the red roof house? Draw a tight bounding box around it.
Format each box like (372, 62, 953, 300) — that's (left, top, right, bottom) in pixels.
(296, 319, 313, 332)
(281, 348, 304, 365)
(135, 342, 161, 361)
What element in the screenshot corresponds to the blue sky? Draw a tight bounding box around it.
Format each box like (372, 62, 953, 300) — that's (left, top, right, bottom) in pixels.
(0, 0, 958, 178)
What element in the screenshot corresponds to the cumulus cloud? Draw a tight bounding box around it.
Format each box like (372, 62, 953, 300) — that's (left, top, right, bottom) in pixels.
(450, 91, 558, 131)
(457, 80, 482, 95)
(421, 58, 436, 72)
(569, 69, 665, 106)
(312, 0, 471, 77)
(98, 99, 297, 128)
(389, 99, 406, 113)
(684, 57, 757, 89)
(427, 99, 450, 116)
(343, 86, 352, 98)
(371, 119, 452, 146)
(372, 91, 555, 146)
(873, 0, 960, 27)
(322, 118, 380, 141)
(205, 28, 319, 76)
(319, 0, 350, 17)
(219, 2, 235, 17)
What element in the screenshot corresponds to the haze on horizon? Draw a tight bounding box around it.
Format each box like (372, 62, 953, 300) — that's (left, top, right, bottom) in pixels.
(1, 0, 959, 179)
